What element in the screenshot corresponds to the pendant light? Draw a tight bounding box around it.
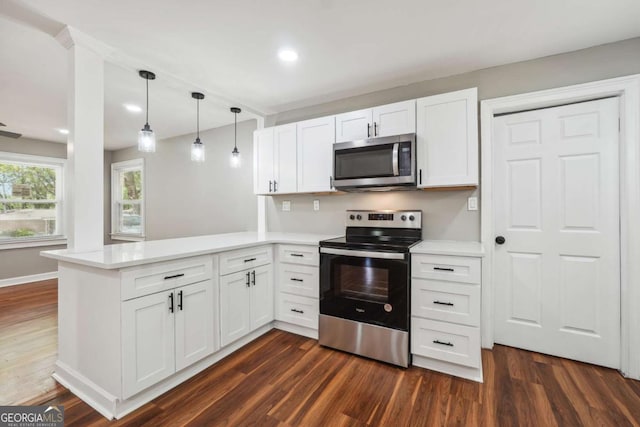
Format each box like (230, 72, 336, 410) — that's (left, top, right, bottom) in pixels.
(191, 92, 205, 162)
(137, 70, 156, 152)
(230, 107, 241, 168)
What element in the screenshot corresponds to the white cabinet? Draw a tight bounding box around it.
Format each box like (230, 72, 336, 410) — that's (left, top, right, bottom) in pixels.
(416, 88, 478, 188)
(335, 100, 416, 143)
(251, 265, 274, 329)
(297, 116, 335, 193)
(122, 279, 215, 398)
(254, 124, 297, 195)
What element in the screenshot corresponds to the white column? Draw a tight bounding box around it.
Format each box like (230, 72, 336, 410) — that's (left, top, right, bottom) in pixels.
(56, 27, 106, 252)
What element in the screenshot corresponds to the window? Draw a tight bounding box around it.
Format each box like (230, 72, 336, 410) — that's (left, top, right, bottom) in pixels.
(0, 152, 65, 246)
(111, 159, 145, 241)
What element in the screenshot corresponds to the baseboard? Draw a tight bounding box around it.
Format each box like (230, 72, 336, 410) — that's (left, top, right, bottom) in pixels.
(412, 354, 484, 383)
(0, 271, 57, 288)
(274, 321, 318, 339)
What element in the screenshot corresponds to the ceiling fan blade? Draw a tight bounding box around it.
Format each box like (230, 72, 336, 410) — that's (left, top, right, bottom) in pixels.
(0, 130, 22, 138)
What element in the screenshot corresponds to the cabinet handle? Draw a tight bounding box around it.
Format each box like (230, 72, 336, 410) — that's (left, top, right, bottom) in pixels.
(244, 258, 257, 263)
(169, 292, 174, 313)
(433, 340, 454, 347)
(251, 270, 256, 286)
(246, 271, 250, 287)
(329, 176, 333, 189)
(274, 180, 278, 192)
(434, 267, 454, 272)
(291, 278, 304, 282)
(290, 253, 304, 258)
(433, 300, 454, 306)
(419, 169, 422, 185)
(164, 273, 185, 280)
(374, 122, 378, 136)
(178, 290, 183, 311)
(269, 180, 272, 192)
(367, 123, 371, 138)
(291, 308, 304, 314)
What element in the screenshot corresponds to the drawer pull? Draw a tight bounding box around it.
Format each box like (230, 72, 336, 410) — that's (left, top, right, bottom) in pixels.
(178, 290, 183, 311)
(290, 253, 304, 257)
(291, 308, 304, 314)
(244, 258, 257, 263)
(169, 292, 174, 313)
(251, 270, 256, 286)
(164, 273, 185, 280)
(246, 271, 250, 287)
(433, 301, 454, 306)
(433, 267, 454, 272)
(290, 278, 304, 282)
(433, 339, 454, 347)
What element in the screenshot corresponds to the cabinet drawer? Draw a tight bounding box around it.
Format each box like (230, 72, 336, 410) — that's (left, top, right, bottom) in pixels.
(277, 293, 318, 330)
(279, 245, 319, 266)
(278, 263, 319, 298)
(411, 317, 481, 368)
(412, 254, 481, 284)
(219, 245, 272, 276)
(412, 278, 480, 326)
(121, 255, 213, 301)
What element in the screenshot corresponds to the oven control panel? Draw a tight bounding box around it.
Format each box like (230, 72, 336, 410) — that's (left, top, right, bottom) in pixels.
(346, 210, 422, 229)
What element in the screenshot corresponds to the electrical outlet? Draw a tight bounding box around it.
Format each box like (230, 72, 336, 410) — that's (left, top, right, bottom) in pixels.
(313, 200, 320, 211)
(468, 197, 478, 211)
(282, 201, 291, 212)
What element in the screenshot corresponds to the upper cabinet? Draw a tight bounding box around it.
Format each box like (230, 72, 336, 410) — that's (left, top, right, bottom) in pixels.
(254, 124, 297, 195)
(297, 116, 336, 193)
(416, 88, 478, 188)
(335, 100, 416, 143)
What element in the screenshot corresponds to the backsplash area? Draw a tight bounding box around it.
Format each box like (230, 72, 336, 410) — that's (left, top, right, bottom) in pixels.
(266, 189, 479, 241)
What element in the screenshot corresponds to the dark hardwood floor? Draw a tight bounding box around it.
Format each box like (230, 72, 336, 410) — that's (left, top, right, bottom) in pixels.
(3, 280, 640, 426)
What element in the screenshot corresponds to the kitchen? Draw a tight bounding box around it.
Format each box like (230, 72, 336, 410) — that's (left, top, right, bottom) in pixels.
(1, 2, 640, 423)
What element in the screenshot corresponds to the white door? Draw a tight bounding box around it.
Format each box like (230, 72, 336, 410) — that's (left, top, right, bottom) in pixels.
(220, 270, 252, 347)
(372, 100, 416, 138)
(254, 128, 274, 195)
(250, 264, 274, 329)
(335, 108, 372, 142)
(493, 97, 620, 368)
(297, 116, 335, 192)
(122, 291, 175, 398)
(416, 88, 478, 187)
(273, 124, 297, 194)
(174, 281, 215, 371)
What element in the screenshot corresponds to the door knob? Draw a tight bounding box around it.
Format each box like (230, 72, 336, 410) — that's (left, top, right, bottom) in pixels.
(495, 236, 506, 245)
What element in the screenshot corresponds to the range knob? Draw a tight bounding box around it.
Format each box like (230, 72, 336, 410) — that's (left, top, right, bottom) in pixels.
(349, 214, 355, 220)
(401, 215, 407, 221)
(409, 215, 415, 221)
(356, 214, 362, 220)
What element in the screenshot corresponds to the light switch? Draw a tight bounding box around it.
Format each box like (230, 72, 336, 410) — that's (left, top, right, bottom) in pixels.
(313, 200, 320, 211)
(468, 197, 478, 211)
(282, 201, 291, 212)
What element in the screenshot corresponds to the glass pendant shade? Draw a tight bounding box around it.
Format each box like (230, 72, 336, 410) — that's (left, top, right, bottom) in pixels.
(191, 137, 205, 162)
(137, 123, 156, 152)
(230, 146, 241, 168)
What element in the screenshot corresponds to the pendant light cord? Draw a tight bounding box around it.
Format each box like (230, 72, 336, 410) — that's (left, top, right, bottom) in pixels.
(145, 77, 149, 125)
(197, 98, 200, 139)
(234, 111, 238, 149)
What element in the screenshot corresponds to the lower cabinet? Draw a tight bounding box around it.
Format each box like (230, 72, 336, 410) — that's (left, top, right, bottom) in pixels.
(122, 280, 215, 398)
(219, 264, 274, 347)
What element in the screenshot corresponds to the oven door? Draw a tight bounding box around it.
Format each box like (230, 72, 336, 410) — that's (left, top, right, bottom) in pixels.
(319, 247, 409, 331)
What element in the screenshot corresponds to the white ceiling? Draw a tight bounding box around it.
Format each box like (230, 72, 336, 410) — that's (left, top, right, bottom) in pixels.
(2, 0, 640, 148)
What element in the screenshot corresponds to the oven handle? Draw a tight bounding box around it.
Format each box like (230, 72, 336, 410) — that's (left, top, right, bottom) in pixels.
(320, 247, 405, 260)
(392, 142, 399, 176)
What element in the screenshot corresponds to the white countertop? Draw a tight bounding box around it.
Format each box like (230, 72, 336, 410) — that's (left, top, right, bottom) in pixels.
(410, 240, 485, 257)
(41, 232, 339, 270)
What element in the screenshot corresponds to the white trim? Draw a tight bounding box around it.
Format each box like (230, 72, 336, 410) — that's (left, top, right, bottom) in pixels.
(0, 271, 57, 288)
(255, 116, 267, 233)
(0, 237, 66, 250)
(0, 151, 66, 167)
(110, 158, 145, 239)
(480, 74, 640, 380)
(110, 233, 145, 242)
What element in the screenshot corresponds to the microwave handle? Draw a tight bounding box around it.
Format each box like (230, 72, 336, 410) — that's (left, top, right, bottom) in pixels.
(392, 142, 399, 176)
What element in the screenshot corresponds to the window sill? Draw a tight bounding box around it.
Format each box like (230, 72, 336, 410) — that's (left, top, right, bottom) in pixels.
(0, 237, 67, 251)
(111, 233, 146, 242)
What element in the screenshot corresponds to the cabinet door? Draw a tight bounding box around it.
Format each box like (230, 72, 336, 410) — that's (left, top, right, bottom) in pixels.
(250, 264, 274, 330)
(122, 291, 175, 398)
(335, 108, 372, 143)
(273, 124, 297, 194)
(254, 128, 275, 195)
(175, 281, 215, 371)
(416, 88, 478, 187)
(220, 271, 252, 347)
(372, 100, 416, 138)
(297, 116, 336, 193)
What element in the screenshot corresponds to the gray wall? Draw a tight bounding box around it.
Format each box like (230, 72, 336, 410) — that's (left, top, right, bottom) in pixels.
(266, 37, 640, 241)
(111, 119, 258, 240)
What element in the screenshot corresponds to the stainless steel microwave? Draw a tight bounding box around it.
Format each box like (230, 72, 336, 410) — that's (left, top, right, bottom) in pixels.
(332, 133, 416, 191)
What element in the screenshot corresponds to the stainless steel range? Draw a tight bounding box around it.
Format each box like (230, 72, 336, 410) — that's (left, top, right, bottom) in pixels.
(318, 210, 422, 367)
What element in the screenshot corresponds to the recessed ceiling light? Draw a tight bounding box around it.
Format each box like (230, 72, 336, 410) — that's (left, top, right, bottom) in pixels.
(57, 128, 69, 135)
(124, 104, 143, 113)
(278, 48, 298, 63)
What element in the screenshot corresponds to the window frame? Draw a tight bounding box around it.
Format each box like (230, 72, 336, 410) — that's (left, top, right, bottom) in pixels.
(111, 158, 145, 241)
(0, 151, 66, 249)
